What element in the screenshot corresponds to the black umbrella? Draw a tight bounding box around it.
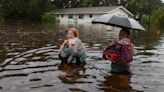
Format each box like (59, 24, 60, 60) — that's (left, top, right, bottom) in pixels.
(92, 14, 145, 31)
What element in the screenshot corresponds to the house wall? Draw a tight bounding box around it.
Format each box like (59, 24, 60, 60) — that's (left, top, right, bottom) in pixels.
(56, 8, 131, 25)
(56, 14, 102, 25)
(55, 8, 131, 33)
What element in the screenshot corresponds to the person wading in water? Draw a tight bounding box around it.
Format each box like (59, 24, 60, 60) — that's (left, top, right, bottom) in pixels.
(103, 28, 134, 73)
(58, 28, 86, 76)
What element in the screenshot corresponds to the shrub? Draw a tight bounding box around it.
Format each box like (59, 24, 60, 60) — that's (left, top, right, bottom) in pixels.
(151, 7, 164, 29)
(41, 13, 56, 24)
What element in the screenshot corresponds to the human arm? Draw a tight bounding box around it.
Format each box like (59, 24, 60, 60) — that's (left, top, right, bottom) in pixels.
(59, 40, 68, 52)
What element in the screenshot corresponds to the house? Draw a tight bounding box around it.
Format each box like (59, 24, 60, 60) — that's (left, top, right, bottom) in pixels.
(53, 6, 134, 24)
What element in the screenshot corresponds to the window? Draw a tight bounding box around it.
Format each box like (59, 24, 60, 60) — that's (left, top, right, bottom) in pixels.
(89, 14, 93, 18)
(61, 14, 64, 17)
(79, 14, 84, 19)
(68, 14, 73, 18)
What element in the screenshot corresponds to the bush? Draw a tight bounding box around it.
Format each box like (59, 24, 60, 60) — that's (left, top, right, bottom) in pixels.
(0, 12, 4, 23)
(151, 7, 164, 29)
(141, 7, 164, 30)
(1, 0, 55, 21)
(141, 15, 149, 27)
(41, 13, 56, 24)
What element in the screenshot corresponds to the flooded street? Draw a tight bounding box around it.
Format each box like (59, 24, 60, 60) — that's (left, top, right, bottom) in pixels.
(0, 23, 164, 92)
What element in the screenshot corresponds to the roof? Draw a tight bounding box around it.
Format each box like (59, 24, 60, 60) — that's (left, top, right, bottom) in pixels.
(54, 6, 119, 14)
(54, 6, 133, 17)
(55, 6, 129, 14)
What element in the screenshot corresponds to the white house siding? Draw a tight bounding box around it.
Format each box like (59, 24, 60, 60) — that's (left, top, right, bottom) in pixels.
(56, 13, 122, 33)
(55, 6, 133, 35)
(56, 8, 130, 25)
(56, 14, 102, 25)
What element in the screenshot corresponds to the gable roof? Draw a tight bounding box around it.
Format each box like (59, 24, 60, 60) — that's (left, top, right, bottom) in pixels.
(54, 6, 133, 17)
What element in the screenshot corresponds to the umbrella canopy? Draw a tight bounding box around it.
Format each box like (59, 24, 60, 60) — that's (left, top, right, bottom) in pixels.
(92, 14, 145, 31)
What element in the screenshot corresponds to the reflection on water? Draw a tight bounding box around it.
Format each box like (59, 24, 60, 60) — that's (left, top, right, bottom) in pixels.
(101, 74, 131, 92)
(0, 23, 164, 92)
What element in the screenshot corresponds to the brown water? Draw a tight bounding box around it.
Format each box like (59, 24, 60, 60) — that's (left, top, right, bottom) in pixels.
(0, 23, 164, 92)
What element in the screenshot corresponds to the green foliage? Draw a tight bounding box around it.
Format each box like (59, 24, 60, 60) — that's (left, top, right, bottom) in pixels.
(141, 15, 149, 27)
(0, 8, 4, 23)
(41, 13, 56, 24)
(82, 0, 93, 7)
(0, 0, 163, 23)
(1, 0, 54, 21)
(81, 0, 103, 7)
(141, 7, 164, 30)
(151, 7, 164, 29)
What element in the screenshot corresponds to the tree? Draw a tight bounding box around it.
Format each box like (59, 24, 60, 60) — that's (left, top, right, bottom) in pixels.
(0, 0, 162, 22)
(123, 0, 162, 21)
(151, 7, 164, 29)
(1, 0, 54, 21)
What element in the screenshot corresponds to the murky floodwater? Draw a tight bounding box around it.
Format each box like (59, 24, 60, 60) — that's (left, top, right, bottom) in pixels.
(0, 22, 164, 92)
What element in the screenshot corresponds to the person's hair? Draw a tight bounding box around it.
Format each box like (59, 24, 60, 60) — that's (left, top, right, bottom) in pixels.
(67, 28, 79, 37)
(120, 28, 131, 36)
